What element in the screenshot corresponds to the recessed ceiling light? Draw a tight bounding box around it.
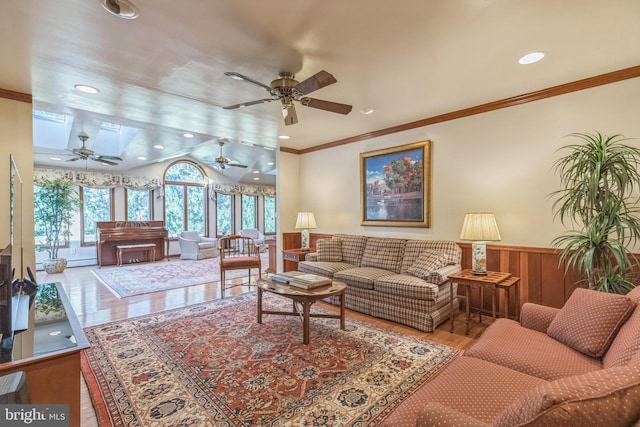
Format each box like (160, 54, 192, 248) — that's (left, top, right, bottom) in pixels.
(50, 156, 62, 161)
(101, 0, 139, 19)
(253, 170, 259, 174)
(183, 133, 194, 138)
(74, 84, 100, 94)
(267, 162, 275, 166)
(518, 52, 545, 65)
(253, 177, 260, 181)
(137, 156, 147, 160)
(153, 144, 164, 149)
(278, 135, 290, 140)
(360, 107, 374, 115)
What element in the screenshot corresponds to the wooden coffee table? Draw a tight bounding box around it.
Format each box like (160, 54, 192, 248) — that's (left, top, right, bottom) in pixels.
(256, 278, 346, 345)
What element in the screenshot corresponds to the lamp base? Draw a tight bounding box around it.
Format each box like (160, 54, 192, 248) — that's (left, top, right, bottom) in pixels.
(471, 241, 488, 275)
(300, 229, 310, 251)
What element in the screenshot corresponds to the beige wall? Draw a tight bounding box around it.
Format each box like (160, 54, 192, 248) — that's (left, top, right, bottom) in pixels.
(0, 96, 35, 278)
(0, 96, 35, 359)
(280, 77, 640, 248)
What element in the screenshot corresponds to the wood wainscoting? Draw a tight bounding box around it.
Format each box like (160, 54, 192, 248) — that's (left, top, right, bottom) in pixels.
(283, 233, 582, 317)
(458, 242, 578, 317)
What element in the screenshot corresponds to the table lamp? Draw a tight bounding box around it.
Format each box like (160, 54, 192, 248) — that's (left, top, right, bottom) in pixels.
(459, 212, 501, 275)
(295, 212, 317, 251)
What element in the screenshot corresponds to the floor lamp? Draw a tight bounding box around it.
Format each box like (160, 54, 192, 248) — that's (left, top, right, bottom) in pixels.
(459, 212, 501, 275)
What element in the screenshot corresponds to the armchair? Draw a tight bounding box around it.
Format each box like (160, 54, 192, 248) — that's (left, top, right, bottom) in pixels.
(238, 228, 268, 252)
(177, 231, 217, 260)
(219, 235, 262, 297)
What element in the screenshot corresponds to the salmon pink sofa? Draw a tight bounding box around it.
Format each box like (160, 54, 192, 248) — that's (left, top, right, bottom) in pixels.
(382, 286, 640, 426)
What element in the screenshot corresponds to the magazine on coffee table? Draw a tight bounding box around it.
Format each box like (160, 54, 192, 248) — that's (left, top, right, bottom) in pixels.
(268, 271, 332, 289)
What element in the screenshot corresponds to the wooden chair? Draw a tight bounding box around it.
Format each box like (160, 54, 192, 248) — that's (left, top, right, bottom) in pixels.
(218, 235, 262, 298)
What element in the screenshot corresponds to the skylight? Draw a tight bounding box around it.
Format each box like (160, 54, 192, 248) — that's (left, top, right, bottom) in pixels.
(32, 110, 66, 124)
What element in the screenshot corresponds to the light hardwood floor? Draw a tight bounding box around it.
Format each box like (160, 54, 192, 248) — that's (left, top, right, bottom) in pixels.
(36, 260, 484, 427)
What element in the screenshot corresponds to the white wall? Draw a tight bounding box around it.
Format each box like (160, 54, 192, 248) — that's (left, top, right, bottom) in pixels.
(282, 77, 640, 248)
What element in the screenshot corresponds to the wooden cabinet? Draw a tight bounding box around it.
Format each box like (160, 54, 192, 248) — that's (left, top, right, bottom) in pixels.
(0, 282, 89, 427)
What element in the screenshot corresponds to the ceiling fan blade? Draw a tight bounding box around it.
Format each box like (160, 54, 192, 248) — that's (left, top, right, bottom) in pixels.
(95, 155, 123, 162)
(294, 70, 337, 95)
(66, 157, 80, 162)
(282, 103, 298, 126)
(227, 163, 248, 168)
(224, 72, 273, 92)
(223, 98, 275, 110)
(94, 158, 119, 166)
(300, 97, 352, 115)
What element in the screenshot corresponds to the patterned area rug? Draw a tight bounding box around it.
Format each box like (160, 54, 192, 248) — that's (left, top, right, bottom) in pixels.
(82, 292, 459, 426)
(92, 252, 269, 298)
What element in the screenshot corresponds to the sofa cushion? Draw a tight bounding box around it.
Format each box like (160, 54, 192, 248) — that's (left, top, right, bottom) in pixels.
(494, 365, 640, 427)
(334, 267, 396, 290)
(374, 274, 440, 300)
(465, 319, 603, 381)
(406, 250, 448, 280)
(332, 234, 368, 266)
(360, 237, 405, 273)
(400, 240, 462, 273)
(382, 356, 545, 426)
(604, 301, 640, 368)
(297, 261, 355, 278)
(547, 288, 635, 358)
(316, 239, 342, 262)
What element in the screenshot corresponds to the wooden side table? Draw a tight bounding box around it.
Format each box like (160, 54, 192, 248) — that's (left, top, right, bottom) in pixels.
(282, 247, 315, 272)
(448, 269, 520, 334)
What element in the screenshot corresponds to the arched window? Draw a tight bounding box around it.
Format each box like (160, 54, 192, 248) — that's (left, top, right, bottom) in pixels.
(164, 161, 207, 237)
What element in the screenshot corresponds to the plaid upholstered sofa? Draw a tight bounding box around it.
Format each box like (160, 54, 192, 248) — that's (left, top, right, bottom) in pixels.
(297, 234, 462, 332)
(383, 286, 640, 426)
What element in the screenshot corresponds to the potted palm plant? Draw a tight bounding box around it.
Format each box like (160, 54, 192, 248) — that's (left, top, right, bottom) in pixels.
(34, 178, 80, 274)
(550, 132, 640, 294)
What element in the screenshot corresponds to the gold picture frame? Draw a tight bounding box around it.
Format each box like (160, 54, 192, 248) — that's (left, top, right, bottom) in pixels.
(360, 140, 431, 227)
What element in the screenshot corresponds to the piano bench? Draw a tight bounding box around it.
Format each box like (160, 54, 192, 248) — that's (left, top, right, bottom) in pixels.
(116, 243, 157, 266)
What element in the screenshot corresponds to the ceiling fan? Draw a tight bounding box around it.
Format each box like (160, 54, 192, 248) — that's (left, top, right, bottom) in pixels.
(66, 134, 123, 166)
(222, 70, 352, 126)
(208, 139, 248, 170)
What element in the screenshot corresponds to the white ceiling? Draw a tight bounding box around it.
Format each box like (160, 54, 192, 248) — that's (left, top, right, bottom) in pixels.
(2, 0, 639, 185)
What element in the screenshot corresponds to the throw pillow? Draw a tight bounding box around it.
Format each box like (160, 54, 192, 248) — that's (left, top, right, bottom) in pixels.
(407, 250, 448, 281)
(494, 366, 640, 427)
(546, 288, 635, 358)
(316, 239, 342, 262)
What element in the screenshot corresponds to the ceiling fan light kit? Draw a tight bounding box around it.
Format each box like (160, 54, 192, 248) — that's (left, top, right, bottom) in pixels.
(223, 70, 352, 126)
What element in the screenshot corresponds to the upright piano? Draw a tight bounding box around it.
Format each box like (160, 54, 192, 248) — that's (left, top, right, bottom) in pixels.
(96, 221, 169, 267)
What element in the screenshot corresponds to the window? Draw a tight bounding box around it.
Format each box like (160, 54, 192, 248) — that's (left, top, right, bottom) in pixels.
(126, 189, 152, 221)
(216, 193, 233, 236)
(164, 162, 206, 237)
(264, 196, 276, 234)
(241, 194, 257, 230)
(81, 187, 113, 245)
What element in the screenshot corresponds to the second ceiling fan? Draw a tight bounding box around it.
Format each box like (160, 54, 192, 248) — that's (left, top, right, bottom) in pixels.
(222, 70, 352, 126)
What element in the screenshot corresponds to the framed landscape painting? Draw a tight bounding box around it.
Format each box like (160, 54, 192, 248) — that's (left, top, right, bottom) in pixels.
(360, 140, 431, 227)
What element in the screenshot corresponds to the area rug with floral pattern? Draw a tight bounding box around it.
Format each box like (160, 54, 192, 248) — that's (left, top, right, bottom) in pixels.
(81, 292, 459, 426)
(92, 252, 269, 298)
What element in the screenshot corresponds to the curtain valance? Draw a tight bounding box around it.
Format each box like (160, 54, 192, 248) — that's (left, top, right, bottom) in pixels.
(34, 167, 162, 190)
(209, 182, 276, 198)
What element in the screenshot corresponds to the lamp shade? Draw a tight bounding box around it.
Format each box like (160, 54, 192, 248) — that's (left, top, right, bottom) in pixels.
(295, 212, 317, 229)
(459, 213, 501, 242)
